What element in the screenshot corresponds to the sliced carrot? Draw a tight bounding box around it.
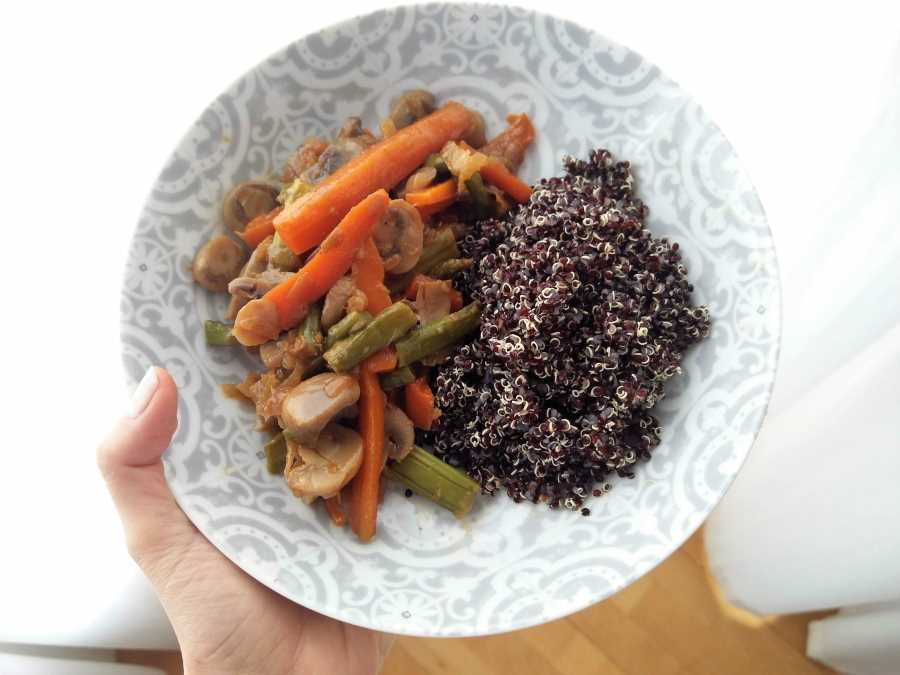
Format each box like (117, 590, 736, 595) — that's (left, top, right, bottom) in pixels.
(404, 377, 440, 431)
(324, 496, 346, 527)
(275, 102, 476, 254)
(237, 207, 282, 250)
(258, 190, 390, 333)
(366, 346, 397, 374)
(415, 200, 455, 220)
(405, 179, 457, 220)
(352, 238, 392, 315)
(480, 162, 532, 204)
(405, 179, 457, 206)
(350, 360, 386, 542)
(347, 272, 394, 543)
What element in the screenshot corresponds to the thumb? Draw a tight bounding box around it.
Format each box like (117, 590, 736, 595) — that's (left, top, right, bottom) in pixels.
(98, 367, 194, 571)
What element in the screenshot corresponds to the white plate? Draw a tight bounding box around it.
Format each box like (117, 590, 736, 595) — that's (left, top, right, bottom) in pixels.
(121, 3, 780, 637)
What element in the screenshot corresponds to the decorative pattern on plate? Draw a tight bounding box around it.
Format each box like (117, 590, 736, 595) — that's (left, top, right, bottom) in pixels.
(121, 3, 780, 637)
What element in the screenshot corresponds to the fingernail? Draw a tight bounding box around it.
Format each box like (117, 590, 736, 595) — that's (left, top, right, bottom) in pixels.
(129, 367, 158, 418)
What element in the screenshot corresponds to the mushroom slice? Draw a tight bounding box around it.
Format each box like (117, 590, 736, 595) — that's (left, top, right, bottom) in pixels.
(225, 234, 272, 320)
(283, 424, 363, 501)
(281, 373, 361, 446)
(299, 119, 376, 186)
(227, 269, 293, 301)
(373, 199, 424, 274)
(388, 90, 436, 129)
(336, 117, 377, 146)
(232, 298, 282, 347)
(192, 235, 247, 293)
(259, 340, 287, 370)
(282, 138, 329, 183)
(222, 181, 280, 233)
(321, 277, 358, 330)
(461, 109, 487, 149)
(404, 166, 437, 194)
(384, 404, 415, 461)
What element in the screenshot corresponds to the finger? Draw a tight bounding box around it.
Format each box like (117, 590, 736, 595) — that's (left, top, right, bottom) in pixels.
(97, 367, 194, 568)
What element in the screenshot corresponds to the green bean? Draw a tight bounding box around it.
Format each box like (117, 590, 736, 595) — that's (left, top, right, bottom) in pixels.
(204, 320, 235, 346)
(395, 302, 481, 367)
(465, 172, 495, 219)
(325, 311, 373, 349)
(424, 154, 451, 180)
(324, 302, 418, 372)
(386, 228, 459, 293)
(264, 433, 288, 474)
(380, 366, 416, 391)
(384, 447, 480, 518)
(298, 304, 323, 356)
(429, 258, 473, 279)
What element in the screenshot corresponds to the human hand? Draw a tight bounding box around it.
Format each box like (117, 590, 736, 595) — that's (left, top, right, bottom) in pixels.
(98, 367, 389, 675)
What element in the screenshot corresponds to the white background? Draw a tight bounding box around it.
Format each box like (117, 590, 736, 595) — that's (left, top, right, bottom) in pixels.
(0, 0, 897, 650)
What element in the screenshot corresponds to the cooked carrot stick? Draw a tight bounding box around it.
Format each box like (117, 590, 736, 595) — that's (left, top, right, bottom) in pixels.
(417, 202, 453, 220)
(237, 207, 282, 249)
(351, 360, 387, 542)
(232, 190, 390, 345)
(275, 102, 477, 254)
(324, 496, 346, 527)
(352, 238, 392, 315)
(404, 179, 457, 207)
(276, 189, 388, 329)
(405, 179, 457, 219)
(480, 162, 532, 204)
(404, 377, 440, 430)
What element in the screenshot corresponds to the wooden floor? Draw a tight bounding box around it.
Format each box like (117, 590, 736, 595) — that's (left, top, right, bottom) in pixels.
(118, 528, 835, 675)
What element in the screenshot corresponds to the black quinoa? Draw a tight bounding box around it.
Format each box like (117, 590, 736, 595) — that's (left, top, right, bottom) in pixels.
(422, 149, 711, 511)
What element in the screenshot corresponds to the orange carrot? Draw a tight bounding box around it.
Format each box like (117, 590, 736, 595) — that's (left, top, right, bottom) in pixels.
(405, 179, 457, 206)
(405, 179, 457, 219)
(366, 346, 397, 374)
(237, 207, 282, 249)
(416, 201, 454, 220)
(275, 102, 476, 254)
(352, 238, 392, 315)
(262, 190, 390, 332)
(404, 377, 440, 430)
(480, 162, 532, 204)
(324, 496, 346, 527)
(350, 360, 386, 542)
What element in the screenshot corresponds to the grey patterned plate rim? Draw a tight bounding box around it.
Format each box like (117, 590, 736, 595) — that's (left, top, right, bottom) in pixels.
(121, 2, 781, 637)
